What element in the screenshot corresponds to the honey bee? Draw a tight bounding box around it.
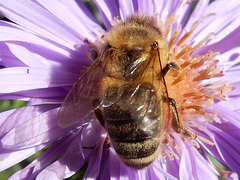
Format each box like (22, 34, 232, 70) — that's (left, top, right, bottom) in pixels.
(58, 14, 182, 169)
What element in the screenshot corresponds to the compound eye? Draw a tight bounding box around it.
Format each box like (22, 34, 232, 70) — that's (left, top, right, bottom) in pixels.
(88, 45, 99, 61)
(84, 38, 99, 61)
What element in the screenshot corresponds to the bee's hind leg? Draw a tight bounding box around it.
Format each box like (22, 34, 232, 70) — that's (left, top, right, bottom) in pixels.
(168, 98, 196, 138)
(161, 62, 195, 138)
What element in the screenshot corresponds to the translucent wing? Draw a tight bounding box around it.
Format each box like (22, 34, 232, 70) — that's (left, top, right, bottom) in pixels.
(116, 48, 170, 136)
(58, 53, 108, 128)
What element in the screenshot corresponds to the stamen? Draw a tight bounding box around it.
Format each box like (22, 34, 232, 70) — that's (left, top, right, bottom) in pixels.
(165, 149, 179, 160)
(198, 136, 215, 146)
(190, 56, 210, 69)
(156, 0, 233, 163)
(168, 25, 182, 50)
(183, 105, 207, 116)
(179, 61, 190, 69)
(183, 91, 203, 98)
(163, 13, 177, 39)
(188, 33, 215, 55)
(193, 64, 223, 81)
(110, 16, 121, 26)
(191, 139, 200, 148)
(176, 45, 191, 59)
(172, 72, 186, 85)
(179, 0, 192, 9)
(177, 21, 199, 47)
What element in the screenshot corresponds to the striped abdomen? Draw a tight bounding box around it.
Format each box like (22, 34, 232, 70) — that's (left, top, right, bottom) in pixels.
(103, 83, 162, 169)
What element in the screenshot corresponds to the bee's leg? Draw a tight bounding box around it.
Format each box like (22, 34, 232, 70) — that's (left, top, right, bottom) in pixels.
(169, 97, 196, 138)
(161, 62, 179, 77)
(168, 98, 181, 133)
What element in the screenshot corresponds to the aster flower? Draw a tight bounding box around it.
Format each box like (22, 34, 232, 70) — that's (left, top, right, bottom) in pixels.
(1, 0, 240, 179)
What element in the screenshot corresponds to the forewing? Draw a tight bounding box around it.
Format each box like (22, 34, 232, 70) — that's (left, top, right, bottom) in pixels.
(58, 55, 107, 128)
(118, 49, 170, 136)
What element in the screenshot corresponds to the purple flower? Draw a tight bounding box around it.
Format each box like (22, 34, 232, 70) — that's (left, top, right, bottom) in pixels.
(1, 0, 240, 179)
